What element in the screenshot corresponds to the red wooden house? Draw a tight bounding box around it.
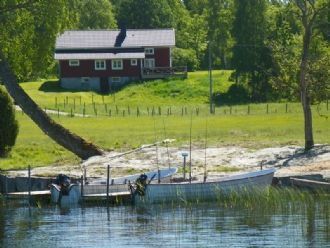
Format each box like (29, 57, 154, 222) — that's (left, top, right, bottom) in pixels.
(54, 28, 186, 92)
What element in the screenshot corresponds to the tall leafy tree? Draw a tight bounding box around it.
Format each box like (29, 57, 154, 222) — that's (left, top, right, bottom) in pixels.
(116, 0, 175, 28)
(0, 0, 103, 159)
(77, 0, 117, 29)
(169, 0, 207, 69)
(232, 0, 276, 101)
(207, 0, 234, 69)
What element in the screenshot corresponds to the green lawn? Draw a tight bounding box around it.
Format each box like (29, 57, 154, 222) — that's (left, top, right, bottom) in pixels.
(1, 110, 329, 170)
(0, 70, 329, 170)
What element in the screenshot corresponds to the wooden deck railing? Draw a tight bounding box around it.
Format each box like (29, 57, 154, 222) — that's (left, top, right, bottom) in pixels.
(141, 66, 187, 79)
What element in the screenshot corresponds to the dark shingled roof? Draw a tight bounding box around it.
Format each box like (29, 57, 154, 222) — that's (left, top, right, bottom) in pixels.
(56, 29, 175, 49)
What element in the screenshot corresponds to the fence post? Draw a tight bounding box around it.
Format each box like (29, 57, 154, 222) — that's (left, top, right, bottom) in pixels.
(230, 106, 232, 115)
(248, 105, 250, 115)
(158, 106, 161, 115)
(57, 108, 60, 118)
(128, 106, 130, 115)
(73, 98, 75, 110)
(137, 107, 140, 117)
(55, 97, 57, 108)
(286, 103, 288, 113)
(266, 104, 269, 114)
(109, 109, 111, 117)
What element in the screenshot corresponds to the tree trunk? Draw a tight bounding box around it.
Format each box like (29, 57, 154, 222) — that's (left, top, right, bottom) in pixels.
(299, 16, 314, 151)
(0, 55, 103, 159)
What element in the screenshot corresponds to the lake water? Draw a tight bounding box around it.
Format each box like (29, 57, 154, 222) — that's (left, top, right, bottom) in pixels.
(0, 193, 329, 248)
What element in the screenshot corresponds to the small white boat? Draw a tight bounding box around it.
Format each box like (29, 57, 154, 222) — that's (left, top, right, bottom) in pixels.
(50, 167, 178, 205)
(132, 168, 276, 205)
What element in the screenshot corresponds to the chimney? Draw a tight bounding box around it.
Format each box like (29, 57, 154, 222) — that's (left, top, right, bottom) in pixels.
(115, 27, 127, 47)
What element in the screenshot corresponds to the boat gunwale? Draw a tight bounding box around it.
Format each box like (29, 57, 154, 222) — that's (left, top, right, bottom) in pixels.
(145, 168, 276, 187)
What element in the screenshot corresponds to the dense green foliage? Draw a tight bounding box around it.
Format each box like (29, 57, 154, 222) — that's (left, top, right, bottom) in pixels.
(1, 0, 327, 103)
(0, 87, 18, 157)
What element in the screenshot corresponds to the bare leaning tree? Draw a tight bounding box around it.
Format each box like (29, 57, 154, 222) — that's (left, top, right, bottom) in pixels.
(0, 1, 103, 159)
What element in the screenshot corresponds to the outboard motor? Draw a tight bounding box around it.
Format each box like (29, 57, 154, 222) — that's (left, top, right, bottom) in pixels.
(55, 174, 71, 195)
(135, 174, 148, 196)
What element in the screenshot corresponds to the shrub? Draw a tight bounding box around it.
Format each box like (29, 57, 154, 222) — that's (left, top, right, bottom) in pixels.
(172, 48, 199, 71)
(0, 87, 19, 157)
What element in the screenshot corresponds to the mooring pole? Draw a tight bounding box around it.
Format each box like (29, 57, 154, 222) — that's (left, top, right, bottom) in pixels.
(106, 164, 110, 204)
(5, 175, 8, 196)
(80, 176, 84, 198)
(83, 167, 87, 185)
(28, 165, 31, 205)
(182, 152, 188, 180)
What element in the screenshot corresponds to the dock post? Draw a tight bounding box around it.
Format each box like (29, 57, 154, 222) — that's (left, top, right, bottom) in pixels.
(28, 165, 31, 205)
(80, 176, 84, 199)
(5, 175, 8, 197)
(181, 152, 188, 180)
(83, 168, 87, 185)
(106, 164, 110, 204)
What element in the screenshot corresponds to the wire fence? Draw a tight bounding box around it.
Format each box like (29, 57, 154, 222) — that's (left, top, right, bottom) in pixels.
(17, 96, 330, 118)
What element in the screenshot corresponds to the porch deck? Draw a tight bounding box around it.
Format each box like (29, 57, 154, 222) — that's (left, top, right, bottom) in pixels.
(141, 66, 187, 79)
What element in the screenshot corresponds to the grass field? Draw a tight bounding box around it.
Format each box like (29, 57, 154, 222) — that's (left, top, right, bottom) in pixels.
(0, 71, 329, 170)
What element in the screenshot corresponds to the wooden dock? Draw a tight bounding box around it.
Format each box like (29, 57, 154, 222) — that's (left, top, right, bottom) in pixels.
(82, 191, 132, 204)
(4, 190, 132, 205)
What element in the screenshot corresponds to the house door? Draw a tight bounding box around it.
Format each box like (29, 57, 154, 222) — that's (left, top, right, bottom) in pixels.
(100, 77, 109, 93)
(144, 58, 155, 68)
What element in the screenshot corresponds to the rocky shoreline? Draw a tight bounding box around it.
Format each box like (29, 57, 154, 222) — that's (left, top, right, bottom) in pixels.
(3, 144, 330, 179)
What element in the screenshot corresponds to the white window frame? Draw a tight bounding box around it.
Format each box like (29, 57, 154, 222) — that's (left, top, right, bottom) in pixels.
(95, 60, 106, 70)
(131, 59, 137, 66)
(145, 48, 154, 55)
(69, 60, 80, 67)
(111, 77, 121, 83)
(111, 59, 123, 70)
(144, 58, 155, 68)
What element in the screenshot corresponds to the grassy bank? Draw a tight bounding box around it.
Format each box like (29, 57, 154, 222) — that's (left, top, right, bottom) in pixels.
(1, 110, 329, 170)
(0, 70, 329, 170)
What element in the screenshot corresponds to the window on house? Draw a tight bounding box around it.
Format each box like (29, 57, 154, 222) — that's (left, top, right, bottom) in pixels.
(145, 48, 154, 55)
(69, 60, 80, 66)
(131, 59, 137, 66)
(144, 58, 155, 68)
(112, 59, 123, 70)
(111, 77, 121, 83)
(95, 60, 106, 70)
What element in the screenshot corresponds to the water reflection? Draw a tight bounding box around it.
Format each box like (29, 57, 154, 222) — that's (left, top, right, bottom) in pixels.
(0, 192, 329, 248)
